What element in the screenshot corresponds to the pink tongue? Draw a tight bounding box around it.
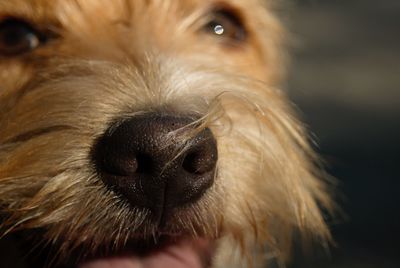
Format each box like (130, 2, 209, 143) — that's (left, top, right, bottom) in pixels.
(79, 239, 209, 268)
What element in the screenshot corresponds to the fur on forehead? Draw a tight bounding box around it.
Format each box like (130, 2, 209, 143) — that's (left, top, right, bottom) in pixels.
(0, 0, 285, 83)
(0, 0, 274, 35)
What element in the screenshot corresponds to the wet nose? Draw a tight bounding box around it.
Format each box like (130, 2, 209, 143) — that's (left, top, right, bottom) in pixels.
(92, 114, 218, 219)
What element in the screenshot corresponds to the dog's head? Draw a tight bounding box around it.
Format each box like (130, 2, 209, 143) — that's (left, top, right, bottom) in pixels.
(0, 0, 332, 267)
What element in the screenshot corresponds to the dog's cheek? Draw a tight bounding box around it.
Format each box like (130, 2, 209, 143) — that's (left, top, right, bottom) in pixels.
(0, 61, 33, 109)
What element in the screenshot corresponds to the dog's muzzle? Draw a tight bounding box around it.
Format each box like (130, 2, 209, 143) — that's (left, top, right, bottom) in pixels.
(92, 113, 218, 221)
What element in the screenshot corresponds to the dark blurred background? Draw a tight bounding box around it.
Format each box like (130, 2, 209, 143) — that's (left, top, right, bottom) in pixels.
(285, 0, 400, 267)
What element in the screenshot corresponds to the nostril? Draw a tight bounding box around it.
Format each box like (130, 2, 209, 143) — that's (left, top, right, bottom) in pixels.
(182, 146, 217, 175)
(182, 151, 201, 174)
(136, 153, 154, 173)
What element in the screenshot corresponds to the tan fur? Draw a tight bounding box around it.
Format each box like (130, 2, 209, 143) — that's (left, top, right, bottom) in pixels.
(0, 0, 332, 267)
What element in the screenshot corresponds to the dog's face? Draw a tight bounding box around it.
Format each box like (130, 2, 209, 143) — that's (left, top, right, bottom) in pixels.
(0, 0, 331, 267)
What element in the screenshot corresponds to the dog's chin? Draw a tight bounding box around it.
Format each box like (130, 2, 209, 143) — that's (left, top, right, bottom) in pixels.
(79, 237, 213, 268)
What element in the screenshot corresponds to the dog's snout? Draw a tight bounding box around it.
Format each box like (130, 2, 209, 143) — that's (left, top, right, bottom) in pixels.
(92, 114, 217, 218)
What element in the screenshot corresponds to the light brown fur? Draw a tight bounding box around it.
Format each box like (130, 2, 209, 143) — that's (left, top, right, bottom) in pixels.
(0, 0, 332, 267)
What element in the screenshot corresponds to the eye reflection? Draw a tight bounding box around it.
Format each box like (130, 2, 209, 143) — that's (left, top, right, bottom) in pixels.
(203, 9, 247, 44)
(213, 24, 225, 35)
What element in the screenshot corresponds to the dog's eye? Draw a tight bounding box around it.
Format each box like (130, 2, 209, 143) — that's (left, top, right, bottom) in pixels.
(0, 19, 43, 56)
(204, 9, 247, 44)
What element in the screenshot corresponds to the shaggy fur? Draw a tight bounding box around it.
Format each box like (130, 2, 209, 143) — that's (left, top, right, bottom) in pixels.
(0, 0, 332, 267)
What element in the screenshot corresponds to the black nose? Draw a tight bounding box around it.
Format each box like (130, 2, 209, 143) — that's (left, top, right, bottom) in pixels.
(92, 114, 217, 220)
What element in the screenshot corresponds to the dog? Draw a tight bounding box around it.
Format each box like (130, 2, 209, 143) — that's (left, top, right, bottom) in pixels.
(0, 0, 332, 267)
